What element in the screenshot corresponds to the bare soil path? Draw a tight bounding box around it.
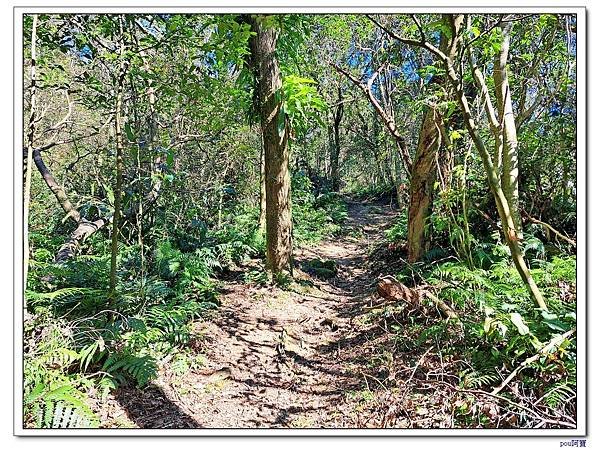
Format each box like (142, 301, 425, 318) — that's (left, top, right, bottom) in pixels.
(103, 201, 408, 428)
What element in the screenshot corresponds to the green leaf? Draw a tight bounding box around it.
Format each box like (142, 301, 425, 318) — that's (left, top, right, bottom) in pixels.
(277, 107, 286, 138)
(166, 149, 174, 167)
(509, 312, 530, 335)
(541, 311, 570, 332)
(450, 130, 463, 141)
(25, 383, 46, 404)
(104, 184, 114, 205)
(124, 123, 135, 142)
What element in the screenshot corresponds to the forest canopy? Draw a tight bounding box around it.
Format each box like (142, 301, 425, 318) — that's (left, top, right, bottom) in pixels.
(21, 13, 578, 430)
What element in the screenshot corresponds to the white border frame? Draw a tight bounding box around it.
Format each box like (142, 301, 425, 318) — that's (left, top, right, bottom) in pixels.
(13, 3, 587, 437)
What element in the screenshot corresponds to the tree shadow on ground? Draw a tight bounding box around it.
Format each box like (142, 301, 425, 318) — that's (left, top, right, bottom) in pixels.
(112, 383, 203, 428)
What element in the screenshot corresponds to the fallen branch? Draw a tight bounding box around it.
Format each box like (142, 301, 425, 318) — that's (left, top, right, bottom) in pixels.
(32, 148, 81, 224)
(421, 290, 459, 320)
(491, 329, 576, 395)
(375, 276, 458, 319)
(525, 214, 576, 247)
(434, 380, 576, 429)
(55, 217, 111, 263)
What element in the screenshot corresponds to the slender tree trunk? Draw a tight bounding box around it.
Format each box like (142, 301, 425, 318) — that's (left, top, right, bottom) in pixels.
(369, 13, 547, 309)
(23, 14, 38, 292)
(407, 107, 442, 262)
(332, 63, 412, 179)
(249, 15, 293, 275)
(135, 49, 158, 301)
(443, 46, 547, 311)
(109, 20, 128, 300)
(494, 22, 522, 237)
(330, 86, 343, 191)
(259, 132, 267, 231)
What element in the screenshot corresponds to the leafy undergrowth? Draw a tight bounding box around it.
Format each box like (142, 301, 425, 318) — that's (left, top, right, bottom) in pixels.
(360, 230, 577, 428)
(23, 174, 348, 429)
(23, 214, 263, 428)
(292, 173, 348, 244)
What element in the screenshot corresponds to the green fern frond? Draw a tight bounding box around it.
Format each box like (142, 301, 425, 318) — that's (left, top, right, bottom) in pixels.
(26, 287, 103, 304)
(461, 370, 500, 389)
(544, 383, 576, 408)
(102, 353, 157, 387)
(38, 347, 80, 370)
(25, 382, 99, 429)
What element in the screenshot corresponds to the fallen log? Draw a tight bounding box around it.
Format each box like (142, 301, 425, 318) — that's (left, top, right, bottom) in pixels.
(55, 217, 110, 263)
(30, 148, 164, 262)
(376, 276, 459, 319)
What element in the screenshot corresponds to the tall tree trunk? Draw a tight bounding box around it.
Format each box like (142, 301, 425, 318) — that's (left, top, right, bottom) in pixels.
(441, 17, 547, 311)
(407, 107, 442, 262)
(23, 14, 38, 292)
(367, 13, 547, 309)
(406, 20, 456, 262)
(259, 132, 267, 231)
(494, 22, 522, 237)
(109, 19, 128, 300)
(330, 86, 343, 191)
(249, 15, 293, 275)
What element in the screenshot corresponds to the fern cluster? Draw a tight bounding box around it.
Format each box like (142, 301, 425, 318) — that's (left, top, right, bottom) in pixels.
(23, 233, 227, 428)
(389, 237, 577, 422)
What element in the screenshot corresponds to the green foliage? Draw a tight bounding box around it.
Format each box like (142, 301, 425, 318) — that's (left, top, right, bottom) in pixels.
(281, 74, 326, 138)
(102, 353, 157, 388)
(24, 12, 577, 429)
(396, 245, 576, 409)
(385, 211, 408, 243)
(25, 381, 99, 428)
(23, 235, 224, 427)
(292, 172, 348, 244)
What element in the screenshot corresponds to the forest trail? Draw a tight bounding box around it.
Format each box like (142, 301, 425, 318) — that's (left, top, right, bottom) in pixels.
(104, 200, 402, 428)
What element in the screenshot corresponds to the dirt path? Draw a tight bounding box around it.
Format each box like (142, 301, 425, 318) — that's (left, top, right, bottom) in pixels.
(103, 201, 402, 428)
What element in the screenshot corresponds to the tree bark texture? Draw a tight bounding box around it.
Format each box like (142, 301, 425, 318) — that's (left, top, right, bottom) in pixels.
(249, 15, 293, 275)
(24, 14, 38, 291)
(407, 107, 442, 262)
(493, 22, 522, 237)
(405, 21, 457, 263)
(259, 133, 267, 231)
(330, 85, 343, 191)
